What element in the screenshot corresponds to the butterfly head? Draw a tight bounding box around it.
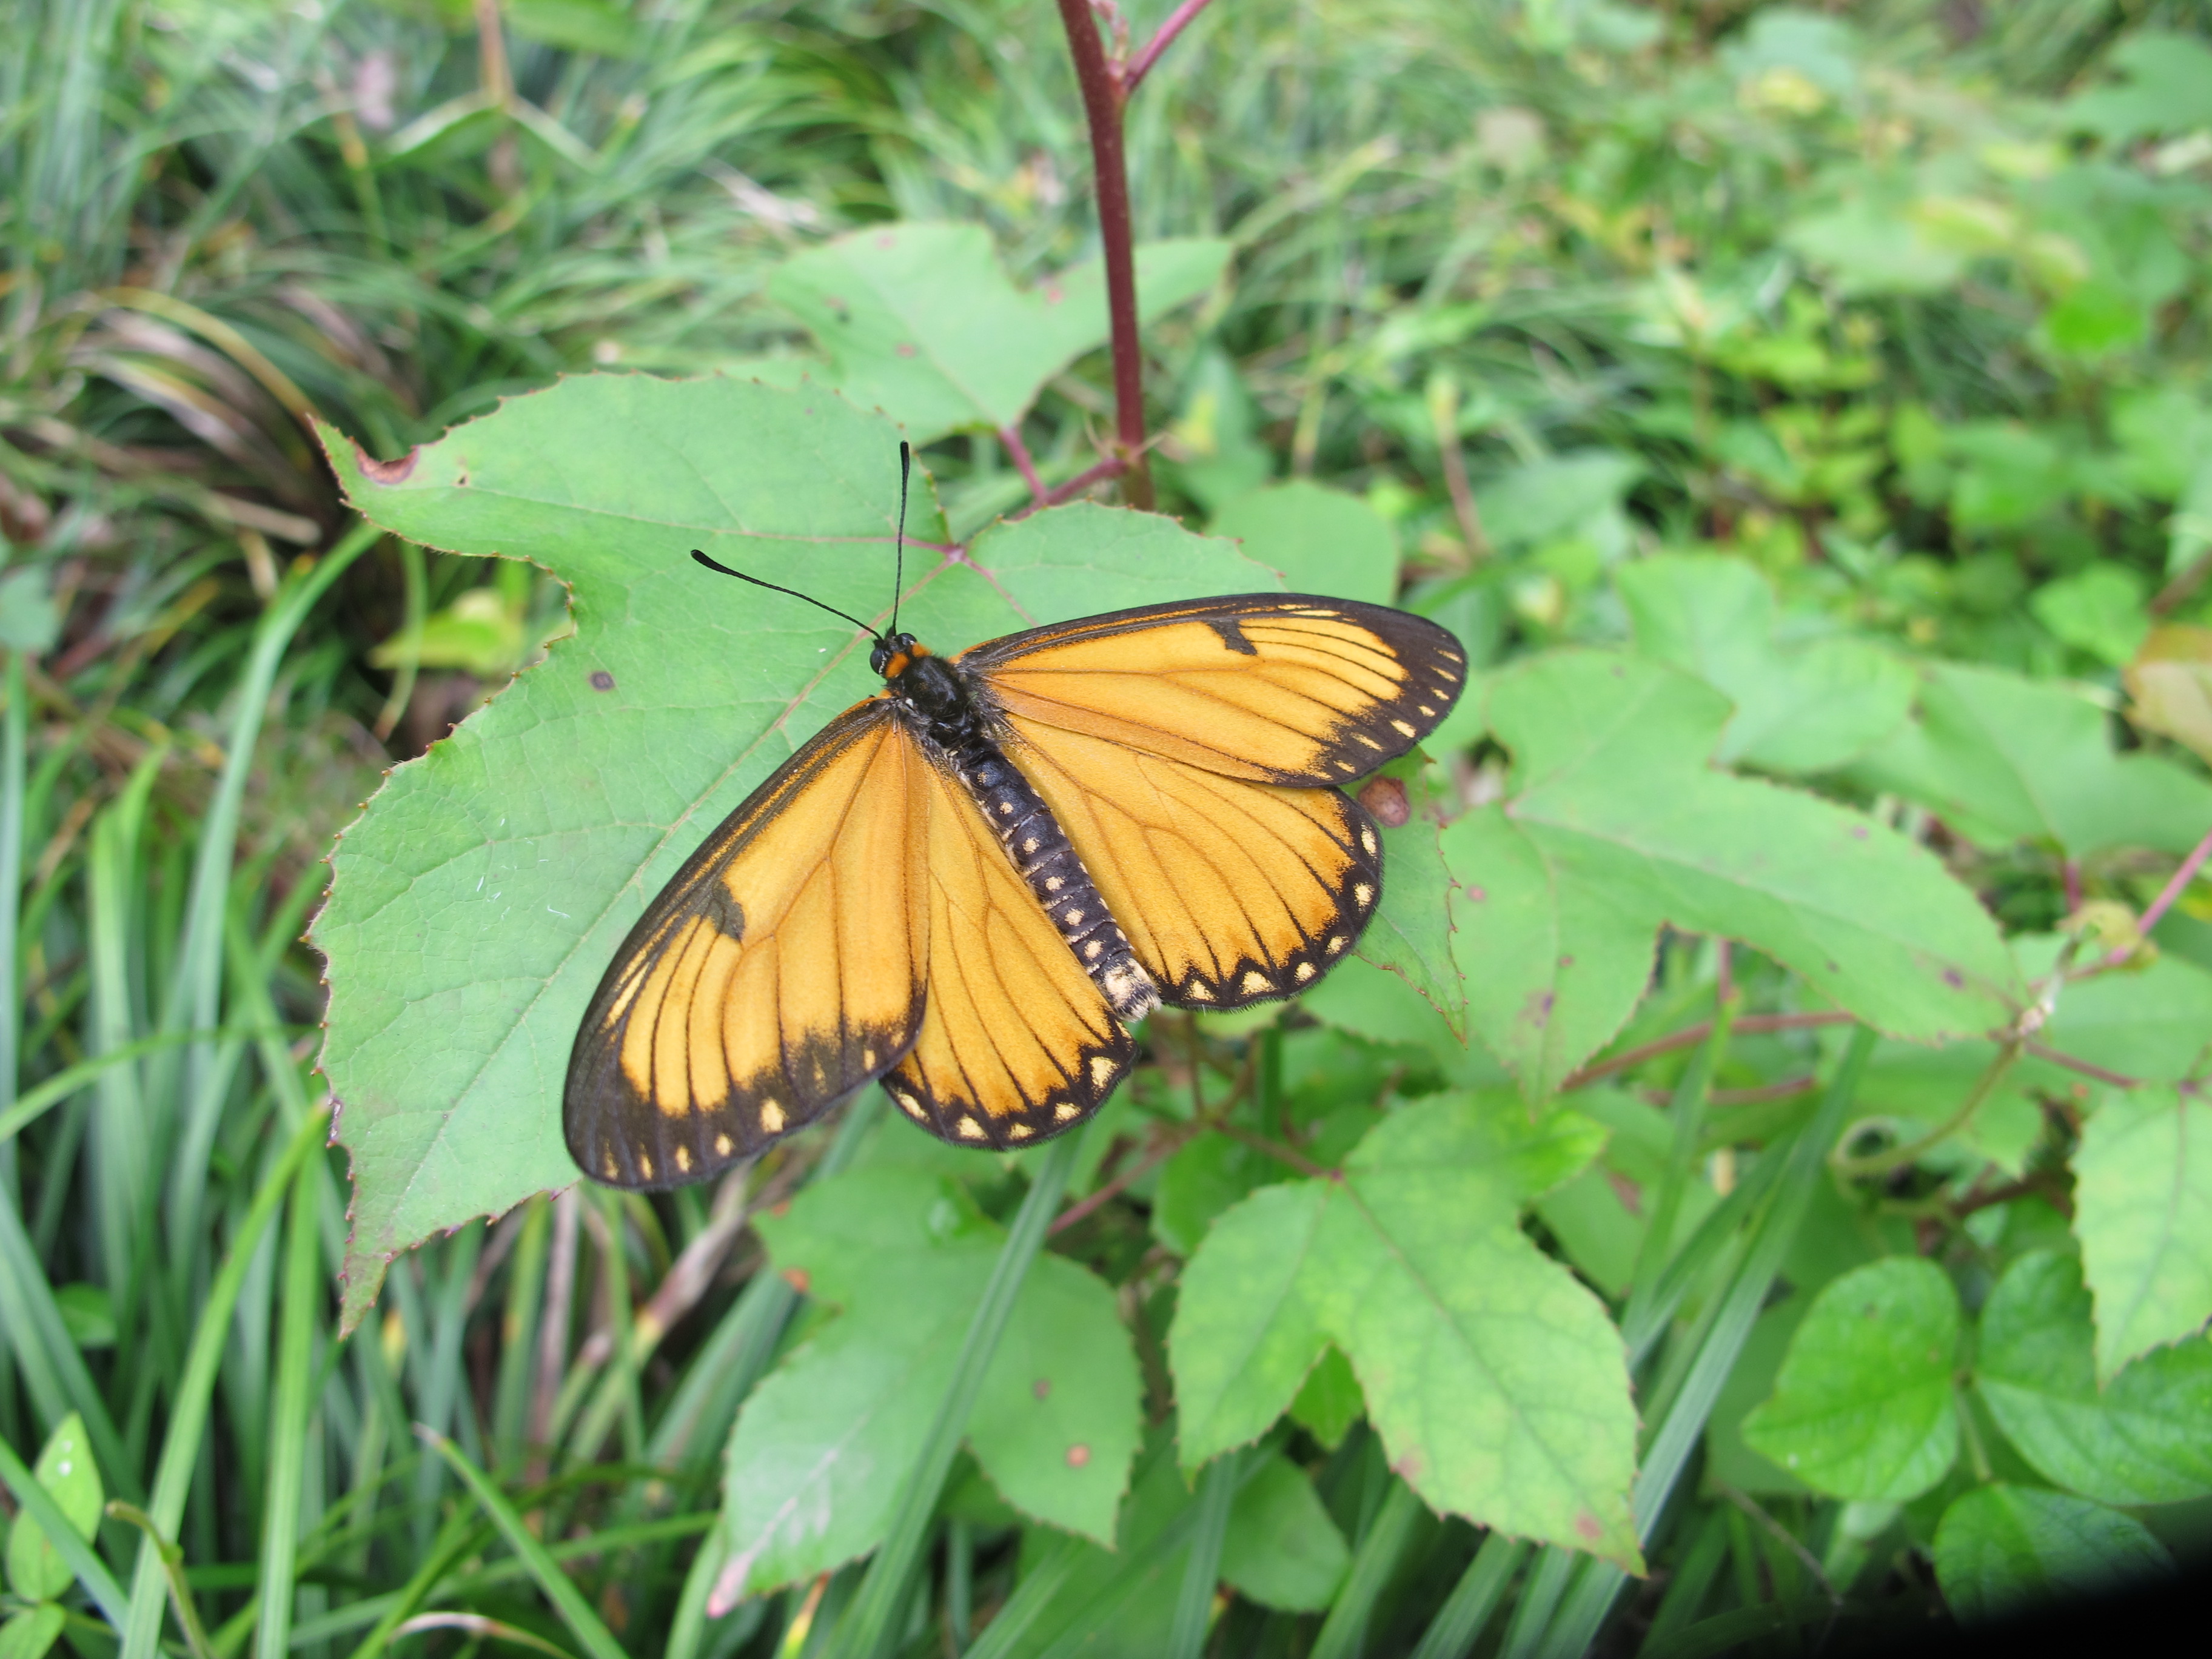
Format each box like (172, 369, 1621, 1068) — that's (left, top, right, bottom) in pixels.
(870, 632, 924, 679)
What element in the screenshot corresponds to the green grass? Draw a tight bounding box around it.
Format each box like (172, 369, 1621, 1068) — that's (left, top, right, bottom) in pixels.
(3, 0, 2210, 1655)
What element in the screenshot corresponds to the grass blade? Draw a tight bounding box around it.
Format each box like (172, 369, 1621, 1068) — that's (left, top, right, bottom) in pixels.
(1166, 1450, 1241, 1659)
(1408, 1532, 1529, 1659)
(121, 1105, 330, 1659)
(1311, 1477, 1423, 1659)
(1529, 1025, 1879, 1659)
(255, 1141, 324, 1659)
(827, 1125, 1089, 1659)
(421, 1431, 629, 1659)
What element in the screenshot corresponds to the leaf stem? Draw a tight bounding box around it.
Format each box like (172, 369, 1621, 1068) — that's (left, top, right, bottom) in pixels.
(997, 424, 1048, 505)
(2117, 822, 2212, 960)
(1562, 1010, 1856, 1090)
(1051, 0, 1152, 508)
(1831, 1039, 2021, 1181)
(1121, 0, 1217, 97)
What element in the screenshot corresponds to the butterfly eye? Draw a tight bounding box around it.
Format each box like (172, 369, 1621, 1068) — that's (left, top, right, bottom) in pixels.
(869, 642, 891, 675)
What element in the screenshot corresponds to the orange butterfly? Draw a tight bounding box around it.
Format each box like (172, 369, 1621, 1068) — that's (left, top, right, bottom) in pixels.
(565, 453, 1466, 1188)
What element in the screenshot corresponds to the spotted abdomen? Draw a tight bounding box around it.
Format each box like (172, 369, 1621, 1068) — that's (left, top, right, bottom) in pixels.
(938, 732, 1160, 1024)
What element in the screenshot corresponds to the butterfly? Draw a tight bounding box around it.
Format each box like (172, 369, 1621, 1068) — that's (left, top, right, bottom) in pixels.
(565, 450, 1467, 1188)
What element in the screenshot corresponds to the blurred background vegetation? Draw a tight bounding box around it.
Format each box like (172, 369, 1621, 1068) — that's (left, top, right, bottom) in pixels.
(2, 0, 2209, 1655)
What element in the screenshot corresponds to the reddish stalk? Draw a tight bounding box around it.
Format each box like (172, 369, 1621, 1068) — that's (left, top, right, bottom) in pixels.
(997, 424, 1048, 505)
(1053, 0, 1154, 508)
(1122, 0, 1218, 96)
(2025, 1042, 2142, 1091)
(1007, 455, 1131, 521)
(1562, 1010, 1858, 1090)
(2114, 823, 2212, 963)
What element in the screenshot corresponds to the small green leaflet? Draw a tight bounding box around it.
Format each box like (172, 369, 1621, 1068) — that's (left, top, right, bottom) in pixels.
(1741, 1258, 1960, 1503)
(2073, 1085, 2212, 1380)
(1932, 1485, 2173, 1622)
(719, 1167, 1140, 1597)
(1168, 1092, 1639, 1567)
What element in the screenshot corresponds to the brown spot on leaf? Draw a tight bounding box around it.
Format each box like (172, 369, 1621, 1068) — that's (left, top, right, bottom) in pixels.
(895, 342, 917, 358)
(1575, 1510, 1603, 1543)
(1392, 1453, 1422, 1479)
(781, 1267, 810, 1294)
(354, 443, 420, 484)
(1943, 968, 1964, 987)
(1033, 1378, 1051, 1399)
(1065, 1444, 1090, 1468)
(1466, 884, 1487, 902)
(1358, 775, 1410, 827)
(590, 671, 615, 692)
(1851, 825, 1870, 840)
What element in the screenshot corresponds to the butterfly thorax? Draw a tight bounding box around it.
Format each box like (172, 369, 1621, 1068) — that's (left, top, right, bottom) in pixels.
(880, 635, 1161, 1026)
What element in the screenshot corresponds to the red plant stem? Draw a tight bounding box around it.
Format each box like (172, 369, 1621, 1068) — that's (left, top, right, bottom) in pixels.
(1053, 0, 1153, 509)
(1563, 1010, 1858, 1090)
(997, 423, 1048, 505)
(1008, 454, 1130, 521)
(2117, 823, 2212, 960)
(2025, 1042, 2142, 1091)
(1122, 0, 1217, 97)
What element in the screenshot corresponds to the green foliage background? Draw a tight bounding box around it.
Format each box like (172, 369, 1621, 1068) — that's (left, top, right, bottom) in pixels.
(3, 1, 2211, 1656)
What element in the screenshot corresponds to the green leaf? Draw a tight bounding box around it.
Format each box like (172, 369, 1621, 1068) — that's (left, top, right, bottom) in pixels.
(2030, 566, 2150, 668)
(1355, 759, 1468, 1036)
(1976, 1250, 2212, 1506)
(1618, 554, 1911, 773)
(719, 1167, 1139, 1595)
(1152, 1134, 1275, 1259)
(2074, 1086, 2212, 1381)
(763, 224, 1231, 444)
(0, 566, 61, 654)
(1448, 652, 2020, 1099)
(312, 377, 1278, 1320)
(1472, 454, 1641, 555)
(0, 1606, 65, 1659)
(2063, 30, 2212, 142)
(1845, 662, 2212, 860)
(2045, 954, 2212, 1084)
(1286, 1346, 1362, 1451)
(1932, 1486, 2173, 1623)
(4, 1413, 102, 1603)
(1299, 954, 1503, 1087)
(1169, 1093, 1637, 1567)
(1740, 1258, 1960, 1502)
(1209, 482, 1400, 605)
(1218, 1452, 1350, 1613)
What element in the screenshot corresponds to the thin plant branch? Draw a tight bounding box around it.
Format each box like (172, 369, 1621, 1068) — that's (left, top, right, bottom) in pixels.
(2024, 1042, 2143, 1091)
(997, 424, 1048, 504)
(1831, 1041, 2023, 1181)
(1562, 1010, 1857, 1090)
(1122, 0, 1218, 98)
(2115, 823, 2212, 962)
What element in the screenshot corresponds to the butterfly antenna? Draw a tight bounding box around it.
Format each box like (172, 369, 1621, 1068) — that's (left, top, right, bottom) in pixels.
(890, 440, 911, 638)
(689, 551, 883, 642)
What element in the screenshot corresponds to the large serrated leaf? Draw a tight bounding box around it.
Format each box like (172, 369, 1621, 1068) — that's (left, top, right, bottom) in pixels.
(311, 374, 1278, 1323)
(2073, 1085, 2212, 1380)
(313, 372, 1446, 1325)
(1447, 651, 2022, 1099)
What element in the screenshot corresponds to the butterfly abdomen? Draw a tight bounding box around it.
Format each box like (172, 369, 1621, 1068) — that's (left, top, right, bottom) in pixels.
(894, 653, 1160, 1025)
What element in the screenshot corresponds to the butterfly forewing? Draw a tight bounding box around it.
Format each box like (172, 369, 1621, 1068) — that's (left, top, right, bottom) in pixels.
(960, 594, 1468, 786)
(878, 746, 1133, 1148)
(564, 702, 928, 1188)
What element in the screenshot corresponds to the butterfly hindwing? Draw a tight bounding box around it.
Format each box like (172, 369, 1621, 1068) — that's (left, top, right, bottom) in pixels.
(959, 593, 1468, 786)
(878, 747, 1133, 1149)
(564, 700, 928, 1188)
(996, 717, 1384, 1009)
